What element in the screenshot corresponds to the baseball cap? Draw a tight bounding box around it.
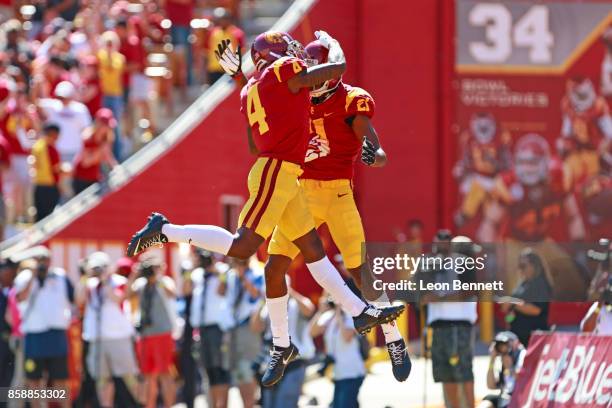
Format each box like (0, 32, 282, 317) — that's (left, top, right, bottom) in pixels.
(54, 81, 75, 99)
(494, 331, 518, 344)
(95, 108, 117, 128)
(87, 251, 111, 269)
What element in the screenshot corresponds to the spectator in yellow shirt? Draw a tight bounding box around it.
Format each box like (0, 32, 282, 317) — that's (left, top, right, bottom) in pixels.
(97, 31, 125, 161)
(207, 8, 245, 85)
(31, 124, 62, 222)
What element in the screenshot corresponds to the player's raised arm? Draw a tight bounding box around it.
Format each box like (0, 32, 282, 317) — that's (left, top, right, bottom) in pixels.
(287, 31, 346, 93)
(215, 39, 248, 87)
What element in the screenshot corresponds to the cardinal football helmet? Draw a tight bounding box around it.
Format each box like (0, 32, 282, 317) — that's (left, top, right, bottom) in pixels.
(514, 133, 551, 186)
(304, 40, 341, 98)
(567, 77, 596, 113)
(470, 112, 497, 145)
(250, 31, 308, 72)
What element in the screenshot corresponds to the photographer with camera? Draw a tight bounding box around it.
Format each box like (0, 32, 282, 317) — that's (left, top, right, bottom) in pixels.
(586, 238, 610, 301)
(581, 238, 612, 335)
(479, 331, 526, 408)
(309, 291, 366, 408)
(127, 254, 177, 408)
(185, 248, 233, 408)
(251, 276, 315, 408)
(77, 251, 139, 407)
(13, 246, 73, 408)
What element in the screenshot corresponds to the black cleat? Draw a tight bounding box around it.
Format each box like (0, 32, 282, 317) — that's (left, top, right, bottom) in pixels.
(261, 343, 299, 387)
(387, 338, 412, 382)
(126, 212, 169, 257)
(353, 304, 405, 335)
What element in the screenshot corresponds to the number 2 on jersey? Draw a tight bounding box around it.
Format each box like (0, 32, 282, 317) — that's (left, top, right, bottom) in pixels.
(246, 84, 270, 134)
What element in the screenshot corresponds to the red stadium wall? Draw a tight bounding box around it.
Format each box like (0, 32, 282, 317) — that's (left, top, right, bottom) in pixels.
(52, 0, 451, 254)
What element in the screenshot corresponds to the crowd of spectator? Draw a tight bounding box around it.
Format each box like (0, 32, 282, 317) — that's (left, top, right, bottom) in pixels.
(0, 242, 375, 408)
(0, 0, 247, 241)
(0, 229, 608, 407)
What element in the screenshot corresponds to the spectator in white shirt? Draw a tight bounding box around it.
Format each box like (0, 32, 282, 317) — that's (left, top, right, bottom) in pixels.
(226, 257, 264, 408)
(184, 249, 232, 408)
(76, 251, 139, 407)
(251, 277, 315, 408)
(310, 292, 366, 408)
(13, 246, 73, 408)
(37, 81, 92, 163)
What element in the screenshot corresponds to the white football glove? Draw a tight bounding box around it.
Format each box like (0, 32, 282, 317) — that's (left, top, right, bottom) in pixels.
(214, 39, 242, 77)
(314, 30, 335, 49)
(314, 30, 345, 64)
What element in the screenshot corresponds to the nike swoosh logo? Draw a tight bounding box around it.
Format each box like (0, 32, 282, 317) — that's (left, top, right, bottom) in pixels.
(282, 348, 294, 365)
(337, 193, 348, 198)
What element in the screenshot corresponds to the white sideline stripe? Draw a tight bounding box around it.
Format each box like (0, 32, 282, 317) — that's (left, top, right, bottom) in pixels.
(0, 0, 319, 259)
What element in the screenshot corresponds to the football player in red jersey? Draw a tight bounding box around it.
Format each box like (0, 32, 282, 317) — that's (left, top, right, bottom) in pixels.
(558, 77, 612, 190)
(261, 40, 411, 382)
(127, 31, 404, 387)
(478, 134, 588, 300)
(454, 112, 512, 227)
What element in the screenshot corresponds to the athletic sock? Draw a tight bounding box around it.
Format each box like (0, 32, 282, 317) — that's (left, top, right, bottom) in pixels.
(161, 224, 234, 255)
(306, 257, 366, 317)
(266, 294, 290, 348)
(372, 293, 403, 343)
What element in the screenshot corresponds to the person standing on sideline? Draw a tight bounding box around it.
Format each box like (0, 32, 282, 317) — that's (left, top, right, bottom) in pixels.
(416, 232, 478, 408)
(127, 255, 176, 408)
(227, 257, 264, 408)
(500, 248, 552, 347)
(30, 124, 62, 221)
(185, 249, 233, 408)
(13, 246, 73, 408)
(252, 277, 315, 408)
(310, 292, 366, 408)
(77, 251, 139, 407)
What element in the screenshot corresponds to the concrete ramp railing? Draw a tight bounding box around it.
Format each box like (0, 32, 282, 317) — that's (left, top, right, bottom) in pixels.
(0, 0, 318, 258)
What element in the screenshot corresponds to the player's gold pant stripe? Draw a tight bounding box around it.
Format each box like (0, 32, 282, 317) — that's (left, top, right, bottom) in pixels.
(242, 158, 277, 229)
(250, 159, 282, 231)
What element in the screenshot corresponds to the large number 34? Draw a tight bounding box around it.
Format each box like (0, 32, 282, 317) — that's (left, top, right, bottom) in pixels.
(469, 4, 553, 64)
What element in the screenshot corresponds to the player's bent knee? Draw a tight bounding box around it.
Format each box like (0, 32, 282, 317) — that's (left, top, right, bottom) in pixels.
(227, 227, 264, 259)
(292, 229, 325, 263)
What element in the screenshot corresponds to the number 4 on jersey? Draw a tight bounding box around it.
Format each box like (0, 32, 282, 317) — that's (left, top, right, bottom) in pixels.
(247, 83, 270, 134)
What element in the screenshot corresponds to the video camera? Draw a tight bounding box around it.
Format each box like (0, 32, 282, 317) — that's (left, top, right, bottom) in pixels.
(587, 238, 610, 269)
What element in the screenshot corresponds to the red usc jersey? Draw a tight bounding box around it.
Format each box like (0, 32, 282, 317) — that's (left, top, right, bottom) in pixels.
(240, 56, 310, 164)
(301, 84, 375, 180)
(460, 132, 511, 177)
(561, 96, 609, 149)
(496, 167, 566, 241)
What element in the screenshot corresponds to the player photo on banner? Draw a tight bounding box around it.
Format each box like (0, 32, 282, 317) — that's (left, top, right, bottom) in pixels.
(453, 0, 612, 301)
